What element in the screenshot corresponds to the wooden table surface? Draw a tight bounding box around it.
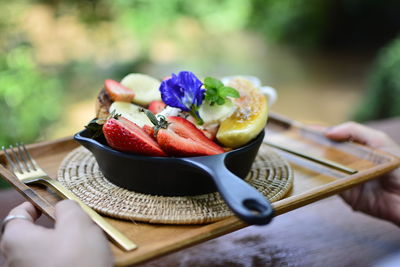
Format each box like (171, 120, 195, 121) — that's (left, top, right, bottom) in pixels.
(140, 196, 400, 267)
(1, 117, 399, 267)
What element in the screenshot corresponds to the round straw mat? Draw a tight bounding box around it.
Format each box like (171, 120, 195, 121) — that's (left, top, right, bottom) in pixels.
(57, 145, 293, 224)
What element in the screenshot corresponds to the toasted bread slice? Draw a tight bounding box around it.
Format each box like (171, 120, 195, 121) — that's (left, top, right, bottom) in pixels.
(95, 88, 112, 120)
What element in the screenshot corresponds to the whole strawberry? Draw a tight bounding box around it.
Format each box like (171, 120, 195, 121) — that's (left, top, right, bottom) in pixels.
(103, 116, 167, 157)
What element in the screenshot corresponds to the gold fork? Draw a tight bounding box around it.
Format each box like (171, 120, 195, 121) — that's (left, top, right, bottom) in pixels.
(2, 144, 137, 251)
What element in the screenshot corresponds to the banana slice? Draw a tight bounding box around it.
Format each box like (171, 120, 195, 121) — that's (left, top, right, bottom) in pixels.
(120, 73, 161, 106)
(199, 101, 236, 126)
(216, 78, 268, 148)
(109, 101, 152, 127)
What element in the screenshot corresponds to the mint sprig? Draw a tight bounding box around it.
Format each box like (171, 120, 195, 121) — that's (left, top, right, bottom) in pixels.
(204, 77, 240, 106)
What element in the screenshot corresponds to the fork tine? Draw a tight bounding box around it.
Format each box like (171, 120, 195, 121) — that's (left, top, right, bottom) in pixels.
(9, 145, 24, 174)
(2, 146, 19, 173)
(16, 143, 31, 172)
(21, 144, 38, 171)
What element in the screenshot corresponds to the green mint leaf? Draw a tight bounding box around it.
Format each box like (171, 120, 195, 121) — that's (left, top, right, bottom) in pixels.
(216, 96, 226, 105)
(204, 77, 240, 106)
(205, 88, 218, 101)
(204, 77, 223, 89)
(204, 86, 217, 104)
(219, 86, 240, 98)
(208, 94, 219, 102)
(206, 87, 218, 96)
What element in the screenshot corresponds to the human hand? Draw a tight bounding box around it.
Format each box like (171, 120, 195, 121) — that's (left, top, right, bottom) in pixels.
(325, 122, 400, 225)
(0, 200, 113, 267)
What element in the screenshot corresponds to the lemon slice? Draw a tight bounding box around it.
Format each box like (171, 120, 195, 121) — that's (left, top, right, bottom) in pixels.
(120, 73, 161, 106)
(109, 101, 151, 127)
(216, 78, 268, 148)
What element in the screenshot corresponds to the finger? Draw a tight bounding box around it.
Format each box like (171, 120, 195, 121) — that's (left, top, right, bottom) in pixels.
(1, 202, 44, 254)
(324, 122, 390, 148)
(3, 202, 41, 230)
(55, 200, 94, 231)
(308, 125, 328, 132)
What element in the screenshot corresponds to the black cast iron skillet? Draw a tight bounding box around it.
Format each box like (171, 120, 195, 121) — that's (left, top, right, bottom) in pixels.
(74, 129, 274, 225)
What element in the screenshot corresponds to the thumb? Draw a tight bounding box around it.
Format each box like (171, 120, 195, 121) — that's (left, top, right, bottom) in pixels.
(325, 121, 392, 148)
(55, 200, 94, 231)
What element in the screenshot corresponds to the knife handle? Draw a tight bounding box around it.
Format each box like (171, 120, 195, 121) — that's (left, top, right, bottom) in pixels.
(0, 165, 56, 219)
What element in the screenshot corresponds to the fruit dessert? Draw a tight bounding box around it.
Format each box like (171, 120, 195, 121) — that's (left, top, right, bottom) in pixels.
(87, 71, 268, 157)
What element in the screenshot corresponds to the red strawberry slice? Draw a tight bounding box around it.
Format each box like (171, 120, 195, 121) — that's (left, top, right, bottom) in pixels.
(201, 124, 219, 141)
(103, 117, 167, 157)
(104, 79, 135, 102)
(142, 124, 155, 139)
(202, 129, 215, 140)
(156, 116, 224, 157)
(148, 100, 166, 114)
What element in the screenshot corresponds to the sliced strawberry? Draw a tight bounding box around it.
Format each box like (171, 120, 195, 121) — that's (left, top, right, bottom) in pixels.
(142, 124, 155, 139)
(104, 79, 135, 102)
(148, 100, 166, 114)
(202, 129, 214, 140)
(201, 124, 219, 141)
(103, 117, 167, 157)
(167, 117, 222, 149)
(156, 116, 224, 157)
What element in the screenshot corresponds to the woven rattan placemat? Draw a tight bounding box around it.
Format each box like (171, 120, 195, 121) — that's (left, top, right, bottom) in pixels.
(57, 145, 293, 224)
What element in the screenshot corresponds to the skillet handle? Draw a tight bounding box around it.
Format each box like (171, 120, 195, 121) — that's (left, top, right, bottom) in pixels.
(183, 155, 274, 225)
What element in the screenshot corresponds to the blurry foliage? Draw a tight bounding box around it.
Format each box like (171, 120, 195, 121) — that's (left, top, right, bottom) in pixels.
(71, 0, 251, 48)
(0, 0, 399, 148)
(249, 0, 400, 48)
(0, 46, 63, 144)
(325, 0, 400, 49)
(353, 37, 400, 122)
(249, 0, 331, 47)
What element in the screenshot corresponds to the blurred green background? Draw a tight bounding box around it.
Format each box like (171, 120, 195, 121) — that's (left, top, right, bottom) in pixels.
(1, 0, 400, 187)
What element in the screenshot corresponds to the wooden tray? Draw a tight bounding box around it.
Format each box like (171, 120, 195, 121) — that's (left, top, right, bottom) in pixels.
(1, 113, 399, 266)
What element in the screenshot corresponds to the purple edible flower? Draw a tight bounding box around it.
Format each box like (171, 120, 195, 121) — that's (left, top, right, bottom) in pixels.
(159, 71, 205, 124)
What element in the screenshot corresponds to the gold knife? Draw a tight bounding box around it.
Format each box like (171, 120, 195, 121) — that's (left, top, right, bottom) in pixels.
(264, 141, 358, 174)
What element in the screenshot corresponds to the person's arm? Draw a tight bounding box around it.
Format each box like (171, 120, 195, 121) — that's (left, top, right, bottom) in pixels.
(0, 200, 113, 267)
(325, 122, 400, 225)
